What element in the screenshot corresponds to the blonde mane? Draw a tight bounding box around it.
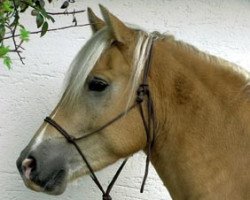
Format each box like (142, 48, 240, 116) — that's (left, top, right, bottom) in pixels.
(61, 25, 250, 110)
(61, 27, 161, 109)
(61, 27, 111, 108)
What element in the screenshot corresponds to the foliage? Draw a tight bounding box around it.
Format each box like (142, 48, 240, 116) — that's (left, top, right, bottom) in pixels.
(0, 0, 84, 69)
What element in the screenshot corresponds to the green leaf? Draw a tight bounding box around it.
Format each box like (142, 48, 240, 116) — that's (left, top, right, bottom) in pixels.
(61, 1, 69, 9)
(46, 15, 55, 23)
(38, 6, 55, 23)
(38, 6, 49, 18)
(31, 9, 39, 16)
(37, 0, 45, 8)
(41, 21, 48, 37)
(36, 14, 44, 28)
(0, 46, 10, 57)
(3, 56, 12, 69)
(20, 27, 30, 42)
(20, 2, 29, 12)
(3, 0, 13, 12)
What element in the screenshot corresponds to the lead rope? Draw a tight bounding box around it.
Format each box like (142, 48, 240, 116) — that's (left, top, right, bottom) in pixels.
(44, 36, 155, 199)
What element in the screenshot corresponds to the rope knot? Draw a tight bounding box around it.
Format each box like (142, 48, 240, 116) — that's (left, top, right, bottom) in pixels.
(102, 194, 112, 200)
(66, 135, 76, 143)
(136, 84, 149, 103)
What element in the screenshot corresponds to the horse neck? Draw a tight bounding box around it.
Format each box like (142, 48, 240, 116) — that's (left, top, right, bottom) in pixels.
(148, 36, 250, 199)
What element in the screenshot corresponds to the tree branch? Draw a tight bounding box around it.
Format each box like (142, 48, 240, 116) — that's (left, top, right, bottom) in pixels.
(19, 0, 85, 16)
(11, 0, 25, 64)
(3, 23, 93, 40)
(9, 49, 22, 53)
(47, 10, 85, 15)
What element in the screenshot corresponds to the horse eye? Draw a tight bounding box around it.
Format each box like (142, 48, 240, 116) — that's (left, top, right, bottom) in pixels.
(88, 77, 109, 92)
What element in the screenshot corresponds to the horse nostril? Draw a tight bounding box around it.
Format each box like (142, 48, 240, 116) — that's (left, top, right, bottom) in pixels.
(22, 157, 36, 180)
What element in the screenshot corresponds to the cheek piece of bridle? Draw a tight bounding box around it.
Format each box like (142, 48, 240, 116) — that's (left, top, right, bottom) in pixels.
(44, 37, 156, 200)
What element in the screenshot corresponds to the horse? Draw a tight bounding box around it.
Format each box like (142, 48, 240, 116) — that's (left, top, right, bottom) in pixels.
(16, 5, 250, 200)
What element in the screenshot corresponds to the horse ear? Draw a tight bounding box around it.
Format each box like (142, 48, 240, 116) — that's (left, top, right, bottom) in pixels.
(87, 7, 105, 33)
(99, 5, 134, 45)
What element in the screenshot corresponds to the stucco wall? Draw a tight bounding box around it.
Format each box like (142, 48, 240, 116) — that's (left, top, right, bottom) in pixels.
(0, 0, 250, 200)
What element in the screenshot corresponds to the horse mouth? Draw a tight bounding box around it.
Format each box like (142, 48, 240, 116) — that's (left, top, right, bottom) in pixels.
(22, 169, 68, 195)
(41, 170, 67, 194)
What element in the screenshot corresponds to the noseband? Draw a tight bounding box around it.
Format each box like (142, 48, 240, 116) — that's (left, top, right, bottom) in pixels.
(44, 37, 156, 200)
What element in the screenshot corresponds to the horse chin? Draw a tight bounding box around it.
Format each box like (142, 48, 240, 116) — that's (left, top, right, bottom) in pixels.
(43, 182, 67, 196)
(23, 170, 68, 196)
(43, 171, 68, 196)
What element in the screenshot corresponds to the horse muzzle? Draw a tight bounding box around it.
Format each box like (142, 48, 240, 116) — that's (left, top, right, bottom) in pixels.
(16, 141, 69, 195)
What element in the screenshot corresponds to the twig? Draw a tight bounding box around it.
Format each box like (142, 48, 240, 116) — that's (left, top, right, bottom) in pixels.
(11, 0, 25, 64)
(19, 0, 85, 16)
(47, 10, 85, 15)
(9, 49, 22, 53)
(3, 23, 93, 40)
(1, 1, 89, 66)
(17, 40, 24, 50)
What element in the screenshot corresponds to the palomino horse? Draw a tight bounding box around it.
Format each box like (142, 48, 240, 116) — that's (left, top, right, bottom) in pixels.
(17, 5, 250, 200)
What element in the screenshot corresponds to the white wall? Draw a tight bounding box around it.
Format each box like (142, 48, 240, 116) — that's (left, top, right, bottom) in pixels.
(0, 1, 250, 200)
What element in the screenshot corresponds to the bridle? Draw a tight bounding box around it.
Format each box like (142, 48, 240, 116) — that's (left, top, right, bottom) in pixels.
(44, 36, 156, 200)
(45, 36, 155, 200)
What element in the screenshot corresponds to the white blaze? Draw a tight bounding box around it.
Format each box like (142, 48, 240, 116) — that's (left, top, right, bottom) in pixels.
(30, 109, 58, 151)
